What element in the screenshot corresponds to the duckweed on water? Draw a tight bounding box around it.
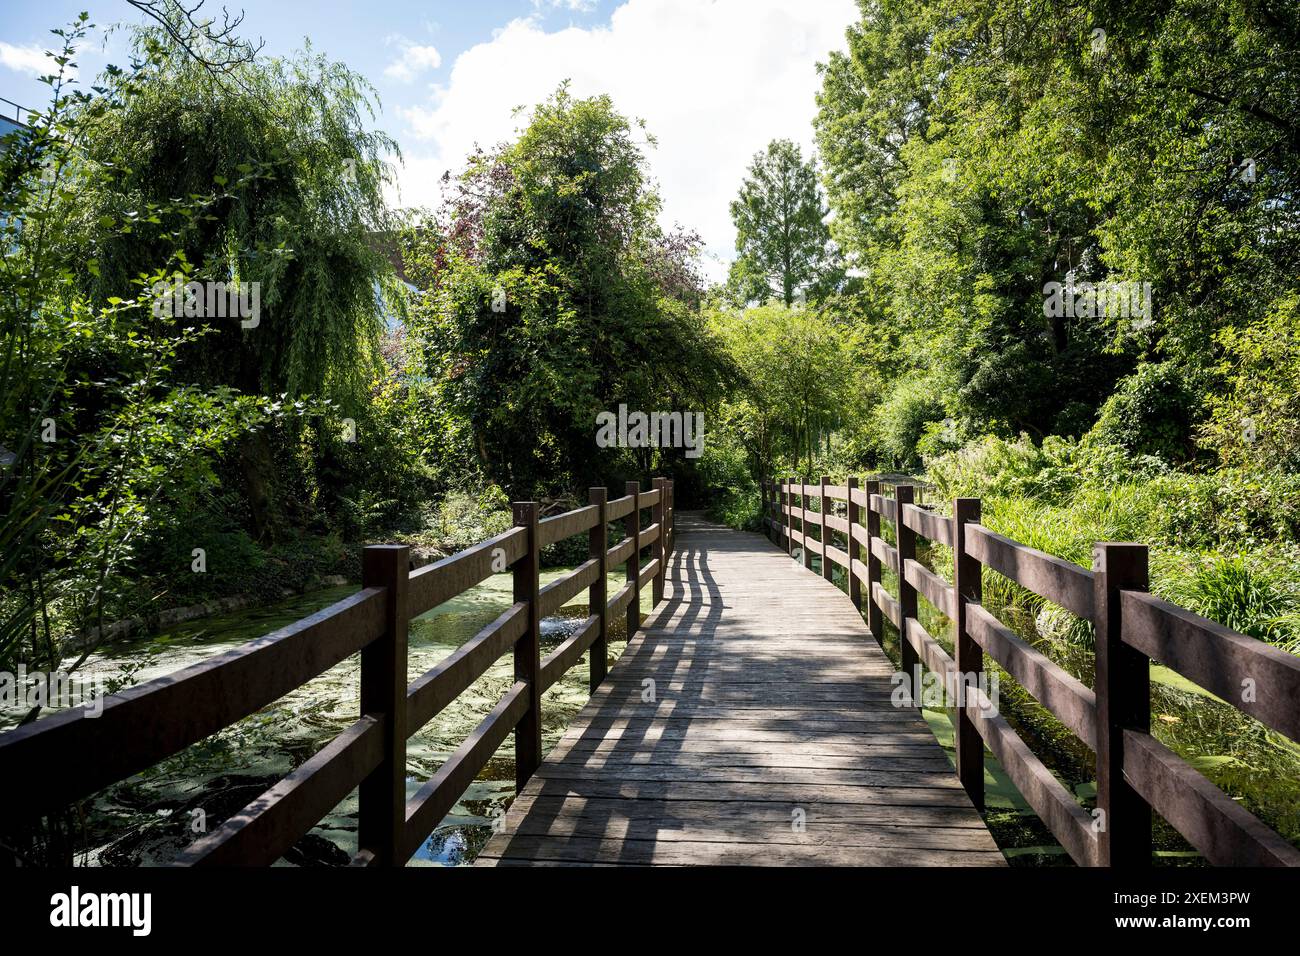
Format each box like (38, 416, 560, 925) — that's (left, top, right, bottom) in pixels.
(63, 570, 655, 866)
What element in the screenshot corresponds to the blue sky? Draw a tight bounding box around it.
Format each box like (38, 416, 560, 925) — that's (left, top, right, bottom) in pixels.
(1, 0, 858, 277)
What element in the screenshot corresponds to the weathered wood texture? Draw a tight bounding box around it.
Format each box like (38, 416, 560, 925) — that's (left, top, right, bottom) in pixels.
(477, 514, 1003, 867)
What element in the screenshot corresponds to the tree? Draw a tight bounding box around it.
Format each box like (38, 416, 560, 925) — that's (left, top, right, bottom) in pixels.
(709, 303, 851, 476)
(727, 139, 839, 307)
(409, 85, 735, 495)
(63, 27, 406, 538)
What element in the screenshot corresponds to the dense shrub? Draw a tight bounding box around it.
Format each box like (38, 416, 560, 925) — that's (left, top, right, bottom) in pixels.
(1088, 362, 1199, 463)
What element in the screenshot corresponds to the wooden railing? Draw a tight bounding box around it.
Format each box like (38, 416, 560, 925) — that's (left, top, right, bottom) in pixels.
(0, 477, 675, 866)
(762, 476, 1300, 867)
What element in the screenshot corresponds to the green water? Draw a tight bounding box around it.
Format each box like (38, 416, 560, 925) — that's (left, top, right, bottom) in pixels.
(66, 570, 656, 867)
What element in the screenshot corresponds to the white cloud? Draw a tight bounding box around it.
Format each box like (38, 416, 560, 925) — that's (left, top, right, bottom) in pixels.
(384, 44, 443, 83)
(387, 0, 857, 282)
(0, 41, 58, 77)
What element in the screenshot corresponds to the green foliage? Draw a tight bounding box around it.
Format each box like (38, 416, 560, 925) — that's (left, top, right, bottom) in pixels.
(869, 373, 945, 470)
(407, 85, 734, 496)
(707, 302, 853, 478)
(814, 0, 1300, 467)
(698, 436, 760, 531)
(1089, 362, 1198, 462)
(1201, 295, 1300, 471)
(726, 139, 841, 307)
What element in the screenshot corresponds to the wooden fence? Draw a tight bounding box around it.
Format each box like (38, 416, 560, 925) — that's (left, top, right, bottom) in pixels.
(0, 478, 675, 866)
(762, 476, 1300, 867)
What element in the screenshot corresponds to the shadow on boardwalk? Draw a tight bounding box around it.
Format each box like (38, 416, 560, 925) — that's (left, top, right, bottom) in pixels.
(477, 512, 1003, 866)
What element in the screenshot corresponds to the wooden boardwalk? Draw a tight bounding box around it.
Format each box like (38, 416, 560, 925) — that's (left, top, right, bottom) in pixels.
(477, 514, 1004, 866)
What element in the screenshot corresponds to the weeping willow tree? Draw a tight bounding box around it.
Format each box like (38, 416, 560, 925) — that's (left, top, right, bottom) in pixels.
(54, 25, 406, 535)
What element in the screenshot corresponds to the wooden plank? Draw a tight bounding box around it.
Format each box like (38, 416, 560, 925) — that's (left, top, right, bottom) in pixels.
(512, 503, 542, 793)
(177, 716, 383, 866)
(588, 487, 609, 691)
(406, 602, 526, 732)
(965, 603, 1097, 750)
(1122, 730, 1300, 867)
(538, 558, 599, 617)
(0, 586, 386, 820)
(903, 558, 955, 617)
(540, 615, 600, 692)
(478, 513, 1002, 867)
(403, 681, 529, 860)
(964, 524, 1094, 619)
(870, 493, 897, 523)
(1121, 591, 1300, 743)
(409, 527, 526, 616)
(481, 835, 1004, 867)
(968, 692, 1099, 867)
(901, 502, 954, 547)
(538, 505, 599, 548)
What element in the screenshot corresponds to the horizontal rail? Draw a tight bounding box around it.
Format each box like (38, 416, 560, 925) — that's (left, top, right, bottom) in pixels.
(903, 618, 956, 680)
(538, 558, 600, 618)
(965, 604, 1098, 750)
(1123, 730, 1300, 866)
(402, 681, 530, 860)
(871, 535, 898, 571)
(825, 544, 850, 571)
(1121, 591, 1300, 743)
(538, 505, 599, 547)
(540, 615, 601, 692)
(638, 557, 661, 590)
(406, 602, 528, 733)
(409, 527, 527, 616)
(606, 535, 635, 568)
(176, 716, 384, 866)
(872, 581, 902, 629)
(824, 514, 850, 536)
(903, 558, 955, 618)
(608, 582, 635, 617)
(901, 503, 953, 547)
(0, 587, 387, 818)
(964, 524, 1094, 619)
(822, 484, 849, 501)
(870, 494, 897, 523)
(970, 695, 1099, 867)
(640, 521, 662, 544)
(606, 495, 635, 521)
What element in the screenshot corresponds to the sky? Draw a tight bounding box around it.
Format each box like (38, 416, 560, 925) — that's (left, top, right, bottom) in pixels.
(1, 0, 859, 279)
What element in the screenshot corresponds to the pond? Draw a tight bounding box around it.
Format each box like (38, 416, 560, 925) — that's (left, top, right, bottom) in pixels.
(57, 569, 656, 867)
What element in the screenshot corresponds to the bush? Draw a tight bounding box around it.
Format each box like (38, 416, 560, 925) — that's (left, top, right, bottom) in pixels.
(870, 373, 946, 469)
(1088, 362, 1198, 463)
(698, 440, 760, 530)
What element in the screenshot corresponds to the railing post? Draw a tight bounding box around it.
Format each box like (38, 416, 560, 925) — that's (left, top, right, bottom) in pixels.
(819, 475, 832, 583)
(896, 484, 919, 697)
(513, 502, 541, 793)
(787, 475, 797, 560)
(666, 478, 674, 561)
(588, 487, 608, 692)
(846, 476, 861, 611)
(652, 476, 667, 605)
(625, 480, 641, 641)
(865, 479, 883, 639)
(1093, 541, 1151, 867)
(761, 479, 770, 543)
(358, 543, 410, 867)
(801, 479, 813, 571)
(953, 497, 984, 810)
